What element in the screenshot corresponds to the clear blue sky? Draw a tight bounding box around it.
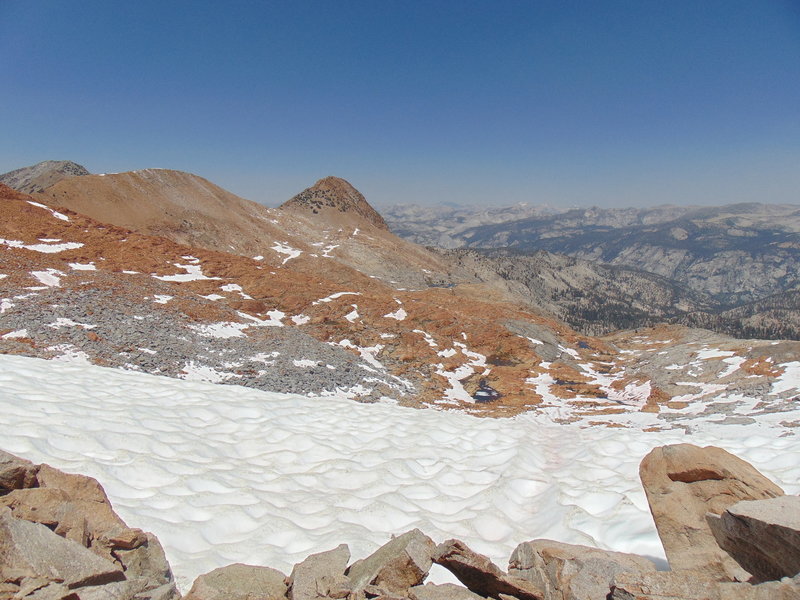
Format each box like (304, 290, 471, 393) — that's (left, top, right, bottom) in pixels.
(1, 1, 799, 208)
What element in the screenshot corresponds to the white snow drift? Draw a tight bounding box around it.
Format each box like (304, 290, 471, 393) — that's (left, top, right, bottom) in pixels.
(0, 354, 798, 592)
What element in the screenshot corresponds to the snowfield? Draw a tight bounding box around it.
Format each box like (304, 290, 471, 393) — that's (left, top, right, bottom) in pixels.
(0, 354, 799, 592)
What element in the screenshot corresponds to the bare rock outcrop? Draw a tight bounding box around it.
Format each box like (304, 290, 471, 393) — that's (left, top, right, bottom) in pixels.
(508, 539, 657, 600)
(287, 543, 351, 600)
(408, 582, 487, 600)
(432, 539, 543, 600)
(708, 495, 800, 583)
(0, 450, 179, 600)
(183, 563, 287, 600)
(639, 443, 783, 581)
(609, 571, 800, 600)
(346, 529, 436, 594)
(0, 506, 124, 588)
(0, 450, 38, 491)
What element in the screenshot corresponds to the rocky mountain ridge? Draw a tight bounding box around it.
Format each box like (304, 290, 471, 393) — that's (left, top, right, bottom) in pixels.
(0, 159, 89, 194)
(29, 167, 464, 291)
(381, 203, 563, 249)
(281, 176, 391, 231)
(437, 248, 717, 336)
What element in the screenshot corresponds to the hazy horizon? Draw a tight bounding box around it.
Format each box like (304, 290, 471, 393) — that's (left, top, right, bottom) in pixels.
(2, 1, 798, 209)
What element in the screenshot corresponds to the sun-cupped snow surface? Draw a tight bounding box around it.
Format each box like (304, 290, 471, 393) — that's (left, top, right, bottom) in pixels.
(0, 355, 799, 593)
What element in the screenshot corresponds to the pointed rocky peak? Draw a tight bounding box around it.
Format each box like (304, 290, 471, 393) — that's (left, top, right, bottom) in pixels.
(280, 176, 389, 231)
(0, 160, 90, 194)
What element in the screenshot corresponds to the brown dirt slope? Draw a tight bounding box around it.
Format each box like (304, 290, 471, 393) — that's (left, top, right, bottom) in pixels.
(35, 169, 465, 290)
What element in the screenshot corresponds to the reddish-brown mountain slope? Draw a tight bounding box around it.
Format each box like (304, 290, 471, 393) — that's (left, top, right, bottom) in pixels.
(35, 169, 462, 290)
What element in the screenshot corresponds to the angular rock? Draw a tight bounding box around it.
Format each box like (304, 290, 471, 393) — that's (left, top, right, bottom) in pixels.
(432, 539, 542, 600)
(36, 463, 110, 503)
(75, 578, 180, 600)
(0, 487, 90, 546)
(0, 452, 178, 600)
(0, 506, 124, 588)
(139, 582, 183, 600)
(287, 543, 351, 600)
(708, 495, 800, 583)
(609, 571, 800, 600)
(508, 539, 657, 600)
(639, 443, 783, 581)
(114, 532, 178, 593)
(184, 563, 287, 600)
(36, 463, 136, 540)
(20, 582, 78, 600)
(362, 583, 409, 599)
(0, 449, 38, 491)
(408, 582, 487, 600)
(347, 529, 436, 593)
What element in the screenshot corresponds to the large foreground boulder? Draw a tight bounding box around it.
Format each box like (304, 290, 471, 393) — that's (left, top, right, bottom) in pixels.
(508, 539, 657, 600)
(433, 539, 543, 600)
(0, 449, 179, 600)
(639, 444, 783, 581)
(708, 495, 800, 583)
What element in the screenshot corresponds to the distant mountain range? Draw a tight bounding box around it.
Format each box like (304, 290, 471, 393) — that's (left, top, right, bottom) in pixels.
(382, 202, 561, 248)
(385, 201, 800, 339)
